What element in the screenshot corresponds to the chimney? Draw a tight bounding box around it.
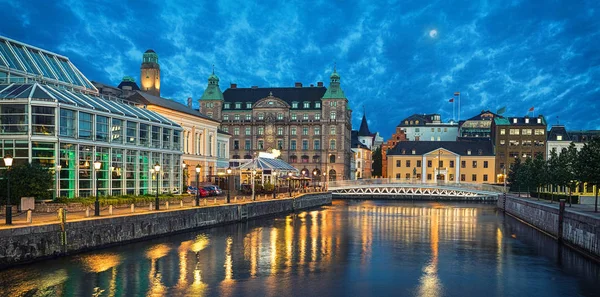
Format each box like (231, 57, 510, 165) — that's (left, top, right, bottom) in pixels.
(295, 82, 302, 88)
(310, 84, 314, 87)
(317, 81, 323, 87)
(187, 97, 192, 108)
(251, 85, 258, 89)
(230, 83, 237, 89)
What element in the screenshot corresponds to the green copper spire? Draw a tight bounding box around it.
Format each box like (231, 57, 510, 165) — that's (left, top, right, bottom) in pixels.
(322, 65, 346, 99)
(200, 66, 224, 101)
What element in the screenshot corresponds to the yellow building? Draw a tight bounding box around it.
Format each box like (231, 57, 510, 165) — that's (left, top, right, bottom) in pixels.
(386, 141, 496, 184)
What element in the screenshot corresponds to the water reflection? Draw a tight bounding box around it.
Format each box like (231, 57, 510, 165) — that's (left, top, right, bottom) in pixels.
(0, 201, 598, 297)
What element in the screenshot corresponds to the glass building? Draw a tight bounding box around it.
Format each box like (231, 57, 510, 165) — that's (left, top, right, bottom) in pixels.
(0, 36, 183, 198)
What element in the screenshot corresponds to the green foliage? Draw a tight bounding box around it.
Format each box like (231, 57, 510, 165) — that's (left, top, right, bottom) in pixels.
(508, 157, 522, 193)
(530, 192, 580, 204)
(53, 193, 190, 206)
(372, 147, 382, 177)
(0, 163, 54, 201)
(263, 182, 274, 192)
(576, 138, 600, 210)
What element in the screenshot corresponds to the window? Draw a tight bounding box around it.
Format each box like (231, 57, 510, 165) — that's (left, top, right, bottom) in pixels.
(444, 128, 447, 132)
(233, 140, 239, 150)
(396, 160, 401, 167)
(291, 127, 297, 135)
(291, 114, 297, 120)
(427, 160, 432, 167)
(438, 160, 443, 167)
(461, 174, 466, 181)
(126, 122, 137, 144)
(535, 129, 545, 135)
(207, 112, 213, 118)
(330, 126, 336, 135)
(291, 140, 297, 150)
(303, 113, 308, 120)
(315, 113, 321, 120)
(292, 102, 298, 108)
(258, 140, 264, 150)
(500, 140, 505, 145)
(222, 127, 228, 133)
(257, 127, 264, 135)
(244, 127, 251, 135)
(315, 127, 321, 135)
(525, 118, 529, 124)
(95, 116, 109, 142)
(245, 140, 251, 150)
(472, 174, 477, 182)
(522, 129, 532, 135)
(500, 129, 506, 135)
(290, 155, 298, 163)
(316, 102, 321, 108)
(438, 128, 441, 132)
(330, 101, 338, 107)
(449, 174, 454, 181)
(427, 174, 432, 180)
(277, 127, 283, 135)
(430, 136, 434, 141)
(303, 127, 309, 135)
(483, 161, 488, 168)
(509, 140, 519, 146)
(246, 103, 252, 109)
(235, 103, 241, 109)
(277, 139, 283, 150)
(431, 128, 434, 132)
(461, 161, 466, 168)
(509, 129, 520, 135)
(303, 102, 310, 108)
(223, 114, 229, 120)
(234, 127, 240, 135)
(277, 113, 283, 120)
(151, 126, 160, 148)
(246, 114, 251, 121)
(139, 124, 149, 146)
(258, 113, 264, 120)
(79, 112, 93, 140)
(405, 173, 410, 179)
(59, 109, 76, 137)
(162, 128, 171, 149)
(302, 140, 308, 150)
(112, 118, 124, 144)
(415, 128, 420, 132)
(32, 106, 55, 135)
(330, 139, 336, 150)
(396, 173, 401, 179)
(483, 174, 488, 182)
(557, 135, 563, 141)
(330, 111, 336, 120)
(234, 114, 240, 121)
(406, 160, 411, 167)
(330, 155, 336, 163)
(449, 160, 454, 168)
(472, 161, 477, 168)
(301, 155, 309, 163)
(224, 103, 230, 109)
(314, 140, 320, 150)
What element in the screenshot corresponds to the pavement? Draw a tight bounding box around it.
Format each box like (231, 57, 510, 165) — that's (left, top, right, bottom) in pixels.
(0, 191, 319, 230)
(508, 194, 600, 219)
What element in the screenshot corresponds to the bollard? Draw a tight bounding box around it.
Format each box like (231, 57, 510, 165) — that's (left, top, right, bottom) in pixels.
(166, 202, 169, 210)
(214, 198, 217, 204)
(149, 203, 153, 211)
(85, 207, 90, 217)
(234, 197, 237, 203)
(242, 197, 246, 202)
(109, 205, 113, 215)
(131, 204, 135, 213)
(180, 200, 184, 208)
(204, 199, 207, 206)
(26, 210, 32, 223)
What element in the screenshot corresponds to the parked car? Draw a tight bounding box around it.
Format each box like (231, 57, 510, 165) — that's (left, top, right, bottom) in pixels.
(205, 185, 223, 195)
(203, 186, 216, 196)
(198, 187, 209, 197)
(187, 186, 198, 195)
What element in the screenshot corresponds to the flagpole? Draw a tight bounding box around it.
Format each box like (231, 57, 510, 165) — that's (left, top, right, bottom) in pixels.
(453, 98, 455, 121)
(458, 92, 461, 121)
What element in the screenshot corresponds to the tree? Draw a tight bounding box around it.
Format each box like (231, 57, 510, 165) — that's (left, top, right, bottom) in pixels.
(546, 148, 560, 203)
(522, 157, 535, 196)
(508, 157, 523, 196)
(372, 147, 382, 177)
(577, 138, 600, 212)
(0, 163, 54, 202)
(531, 153, 547, 196)
(562, 143, 579, 207)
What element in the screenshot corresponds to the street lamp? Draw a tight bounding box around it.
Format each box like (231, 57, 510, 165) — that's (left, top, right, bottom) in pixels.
(195, 164, 201, 206)
(288, 172, 293, 197)
(93, 160, 101, 216)
(226, 166, 232, 203)
(4, 155, 13, 224)
(182, 162, 187, 192)
(313, 170, 317, 190)
(272, 170, 277, 199)
(154, 162, 161, 210)
(323, 172, 327, 191)
(56, 164, 62, 198)
(252, 169, 257, 201)
(301, 170, 306, 190)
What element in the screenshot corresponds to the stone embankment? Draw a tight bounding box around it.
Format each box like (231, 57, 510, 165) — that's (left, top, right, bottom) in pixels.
(498, 195, 600, 260)
(0, 193, 331, 268)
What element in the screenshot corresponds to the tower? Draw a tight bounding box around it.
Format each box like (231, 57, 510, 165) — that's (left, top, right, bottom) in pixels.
(199, 68, 224, 119)
(140, 49, 160, 97)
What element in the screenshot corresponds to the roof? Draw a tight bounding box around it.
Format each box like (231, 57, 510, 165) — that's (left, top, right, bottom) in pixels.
(238, 157, 299, 172)
(547, 125, 570, 141)
(358, 114, 371, 136)
(494, 116, 546, 126)
(145, 49, 156, 53)
(351, 130, 370, 149)
(0, 83, 179, 127)
(117, 80, 140, 90)
(465, 110, 499, 121)
(387, 140, 494, 156)
(568, 130, 600, 143)
(128, 91, 219, 123)
(217, 129, 231, 136)
(397, 114, 440, 127)
(0, 35, 96, 92)
(222, 87, 327, 110)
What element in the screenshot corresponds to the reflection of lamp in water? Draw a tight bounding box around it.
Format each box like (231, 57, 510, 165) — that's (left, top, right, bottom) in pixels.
(146, 244, 170, 296)
(418, 209, 442, 297)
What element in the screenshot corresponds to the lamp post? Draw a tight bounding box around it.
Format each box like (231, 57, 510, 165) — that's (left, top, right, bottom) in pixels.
(4, 155, 13, 224)
(93, 160, 101, 216)
(154, 162, 161, 210)
(323, 172, 327, 191)
(226, 167, 232, 203)
(182, 162, 187, 194)
(56, 164, 62, 198)
(301, 170, 306, 190)
(251, 169, 256, 201)
(272, 170, 277, 199)
(288, 172, 293, 197)
(313, 170, 317, 190)
(195, 164, 200, 206)
(502, 165, 507, 193)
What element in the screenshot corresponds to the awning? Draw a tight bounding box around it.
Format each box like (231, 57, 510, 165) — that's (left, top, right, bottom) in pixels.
(238, 157, 299, 172)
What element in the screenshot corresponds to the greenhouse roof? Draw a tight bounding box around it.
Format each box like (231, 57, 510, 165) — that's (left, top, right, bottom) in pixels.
(0, 35, 97, 93)
(0, 83, 180, 127)
(238, 157, 298, 172)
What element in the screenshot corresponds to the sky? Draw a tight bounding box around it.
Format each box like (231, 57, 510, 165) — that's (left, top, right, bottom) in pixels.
(1, 0, 599, 138)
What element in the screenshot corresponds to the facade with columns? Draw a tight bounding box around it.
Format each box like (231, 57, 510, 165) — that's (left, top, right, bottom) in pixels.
(199, 69, 353, 180)
(386, 141, 495, 184)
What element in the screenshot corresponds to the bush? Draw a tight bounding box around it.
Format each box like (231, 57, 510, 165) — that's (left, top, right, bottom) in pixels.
(52, 194, 188, 207)
(530, 192, 580, 204)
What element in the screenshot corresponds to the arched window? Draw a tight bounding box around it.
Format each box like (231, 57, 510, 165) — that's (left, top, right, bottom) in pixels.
(233, 155, 240, 159)
(290, 155, 298, 163)
(301, 155, 309, 163)
(329, 154, 336, 163)
(328, 169, 337, 181)
(244, 155, 252, 159)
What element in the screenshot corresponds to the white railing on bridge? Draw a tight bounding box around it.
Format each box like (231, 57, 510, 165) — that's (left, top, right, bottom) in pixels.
(327, 178, 504, 193)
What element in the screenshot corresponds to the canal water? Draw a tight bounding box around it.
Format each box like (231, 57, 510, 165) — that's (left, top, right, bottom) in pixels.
(0, 200, 598, 297)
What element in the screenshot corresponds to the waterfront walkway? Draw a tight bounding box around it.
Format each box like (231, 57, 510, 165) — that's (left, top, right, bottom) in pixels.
(507, 194, 600, 219)
(0, 191, 318, 230)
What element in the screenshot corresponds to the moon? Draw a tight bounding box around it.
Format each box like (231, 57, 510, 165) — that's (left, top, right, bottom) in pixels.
(429, 29, 438, 38)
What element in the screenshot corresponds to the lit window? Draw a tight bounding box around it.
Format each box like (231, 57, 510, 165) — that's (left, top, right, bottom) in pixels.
(223, 114, 229, 120)
(292, 102, 298, 108)
(315, 113, 321, 120)
(303, 102, 310, 108)
(235, 103, 241, 109)
(330, 111, 336, 120)
(316, 102, 321, 108)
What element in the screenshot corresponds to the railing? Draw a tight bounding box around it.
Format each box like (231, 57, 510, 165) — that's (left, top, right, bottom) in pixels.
(327, 178, 503, 193)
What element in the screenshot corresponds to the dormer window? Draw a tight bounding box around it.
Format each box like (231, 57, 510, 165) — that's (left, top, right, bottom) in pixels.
(315, 102, 321, 108)
(525, 118, 529, 123)
(415, 120, 419, 124)
(235, 103, 241, 109)
(467, 149, 472, 155)
(412, 149, 416, 155)
(303, 102, 310, 108)
(410, 121, 413, 125)
(292, 102, 298, 108)
(557, 135, 562, 141)
(513, 118, 517, 123)
(478, 149, 483, 155)
(405, 120, 408, 124)
(268, 101, 274, 105)
(402, 149, 406, 154)
(537, 118, 541, 124)
(246, 102, 252, 109)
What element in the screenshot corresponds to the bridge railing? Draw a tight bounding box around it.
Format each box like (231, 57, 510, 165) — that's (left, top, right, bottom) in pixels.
(328, 178, 503, 193)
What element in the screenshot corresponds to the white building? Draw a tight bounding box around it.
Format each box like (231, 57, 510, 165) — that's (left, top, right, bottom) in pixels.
(397, 114, 458, 141)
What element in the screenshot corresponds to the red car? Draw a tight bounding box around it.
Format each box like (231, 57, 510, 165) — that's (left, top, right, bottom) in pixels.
(198, 187, 209, 197)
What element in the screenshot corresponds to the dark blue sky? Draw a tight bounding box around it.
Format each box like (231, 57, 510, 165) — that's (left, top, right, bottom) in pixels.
(2, 0, 599, 137)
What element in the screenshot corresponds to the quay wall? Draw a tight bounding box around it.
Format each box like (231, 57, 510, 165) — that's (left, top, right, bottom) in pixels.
(0, 193, 331, 268)
(497, 195, 600, 259)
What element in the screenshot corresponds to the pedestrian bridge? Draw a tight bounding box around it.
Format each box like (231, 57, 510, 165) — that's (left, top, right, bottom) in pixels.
(327, 179, 503, 201)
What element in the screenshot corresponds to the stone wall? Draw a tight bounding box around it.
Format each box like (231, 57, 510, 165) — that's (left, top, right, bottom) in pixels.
(0, 193, 331, 268)
(498, 195, 600, 259)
